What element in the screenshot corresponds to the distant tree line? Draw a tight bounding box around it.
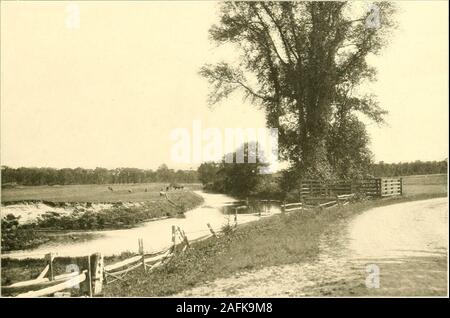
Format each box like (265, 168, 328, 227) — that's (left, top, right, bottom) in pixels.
(369, 160, 447, 177)
(197, 157, 448, 196)
(1, 164, 198, 186)
(2, 160, 446, 188)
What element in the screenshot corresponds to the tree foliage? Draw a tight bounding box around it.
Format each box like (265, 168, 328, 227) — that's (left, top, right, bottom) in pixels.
(369, 160, 448, 177)
(197, 162, 221, 185)
(200, 142, 268, 196)
(201, 1, 396, 181)
(1, 165, 199, 186)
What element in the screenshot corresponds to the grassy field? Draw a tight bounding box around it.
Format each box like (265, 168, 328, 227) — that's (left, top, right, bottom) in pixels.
(402, 173, 447, 196)
(1, 183, 203, 203)
(1, 175, 445, 203)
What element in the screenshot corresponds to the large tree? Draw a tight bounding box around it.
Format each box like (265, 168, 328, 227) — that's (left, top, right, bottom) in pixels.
(201, 1, 396, 182)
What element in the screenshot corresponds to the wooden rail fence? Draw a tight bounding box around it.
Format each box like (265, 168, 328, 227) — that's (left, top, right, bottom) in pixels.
(2, 252, 104, 297)
(299, 177, 403, 200)
(2, 223, 229, 298)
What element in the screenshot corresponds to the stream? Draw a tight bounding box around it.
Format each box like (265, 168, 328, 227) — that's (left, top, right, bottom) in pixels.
(1, 191, 281, 259)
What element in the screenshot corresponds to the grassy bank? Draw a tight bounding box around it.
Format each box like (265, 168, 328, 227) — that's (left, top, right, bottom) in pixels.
(1, 191, 204, 251)
(102, 192, 446, 297)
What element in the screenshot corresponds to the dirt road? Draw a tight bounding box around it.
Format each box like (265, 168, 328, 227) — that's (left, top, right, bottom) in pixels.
(177, 198, 448, 297)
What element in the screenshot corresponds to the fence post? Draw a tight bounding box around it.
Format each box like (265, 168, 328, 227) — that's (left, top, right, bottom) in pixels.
(45, 253, 55, 281)
(207, 223, 217, 238)
(281, 200, 286, 213)
(180, 228, 190, 247)
(399, 177, 403, 196)
(234, 208, 238, 227)
(176, 226, 186, 248)
(87, 254, 93, 297)
(79, 256, 92, 296)
(91, 253, 103, 296)
(138, 238, 146, 272)
(171, 225, 177, 254)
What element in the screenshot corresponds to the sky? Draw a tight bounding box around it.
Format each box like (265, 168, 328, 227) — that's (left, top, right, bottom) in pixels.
(1, 1, 448, 170)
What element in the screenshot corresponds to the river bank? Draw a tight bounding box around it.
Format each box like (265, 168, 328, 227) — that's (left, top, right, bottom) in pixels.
(1, 190, 261, 288)
(1, 191, 204, 251)
(1, 191, 270, 260)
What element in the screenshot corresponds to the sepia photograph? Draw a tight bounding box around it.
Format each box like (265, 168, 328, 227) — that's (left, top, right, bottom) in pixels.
(0, 0, 448, 303)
